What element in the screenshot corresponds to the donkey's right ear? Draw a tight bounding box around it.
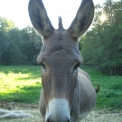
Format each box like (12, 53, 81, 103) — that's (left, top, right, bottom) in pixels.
(28, 0, 54, 38)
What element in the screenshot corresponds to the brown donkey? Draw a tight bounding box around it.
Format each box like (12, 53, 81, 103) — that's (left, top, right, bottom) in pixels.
(28, 0, 96, 122)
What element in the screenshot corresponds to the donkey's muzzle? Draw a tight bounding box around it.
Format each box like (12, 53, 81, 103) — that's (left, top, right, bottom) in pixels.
(45, 99, 70, 122)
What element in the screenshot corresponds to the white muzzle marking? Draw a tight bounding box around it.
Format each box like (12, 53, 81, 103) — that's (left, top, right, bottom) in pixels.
(45, 99, 70, 122)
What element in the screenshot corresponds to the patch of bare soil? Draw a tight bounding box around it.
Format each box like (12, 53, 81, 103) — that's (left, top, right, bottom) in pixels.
(0, 102, 122, 122)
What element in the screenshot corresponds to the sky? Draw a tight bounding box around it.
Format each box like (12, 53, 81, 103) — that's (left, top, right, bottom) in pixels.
(0, 0, 118, 29)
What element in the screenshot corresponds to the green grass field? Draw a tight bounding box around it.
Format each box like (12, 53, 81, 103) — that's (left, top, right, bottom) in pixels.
(82, 66, 122, 110)
(0, 66, 122, 110)
(0, 66, 42, 104)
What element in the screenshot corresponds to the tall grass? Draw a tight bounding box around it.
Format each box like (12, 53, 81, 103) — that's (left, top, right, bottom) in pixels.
(0, 66, 122, 110)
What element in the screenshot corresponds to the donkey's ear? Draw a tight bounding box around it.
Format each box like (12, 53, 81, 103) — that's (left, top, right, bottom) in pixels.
(28, 0, 54, 38)
(68, 0, 94, 40)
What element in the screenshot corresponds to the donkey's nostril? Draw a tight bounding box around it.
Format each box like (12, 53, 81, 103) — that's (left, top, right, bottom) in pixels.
(47, 118, 49, 122)
(46, 118, 54, 122)
(47, 118, 50, 122)
(46, 118, 70, 122)
(67, 119, 70, 122)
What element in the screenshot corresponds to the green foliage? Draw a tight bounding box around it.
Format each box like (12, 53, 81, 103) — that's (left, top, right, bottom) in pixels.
(80, 0, 122, 75)
(0, 17, 42, 65)
(0, 17, 15, 32)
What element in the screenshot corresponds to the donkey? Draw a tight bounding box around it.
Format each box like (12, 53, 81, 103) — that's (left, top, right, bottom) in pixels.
(28, 0, 96, 122)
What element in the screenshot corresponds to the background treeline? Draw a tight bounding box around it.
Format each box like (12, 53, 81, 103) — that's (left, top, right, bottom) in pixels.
(0, 18, 42, 65)
(0, 0, 122, 76)
(80, 0, 122, 75)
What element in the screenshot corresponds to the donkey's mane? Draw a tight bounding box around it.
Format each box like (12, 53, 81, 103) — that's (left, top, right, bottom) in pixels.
(58, 17, 64, 30)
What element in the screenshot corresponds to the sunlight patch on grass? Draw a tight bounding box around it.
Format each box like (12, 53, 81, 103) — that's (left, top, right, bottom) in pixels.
(0, 71, 30, 81)
(0, 71, 42, 94)
(0, 66, 42, 103)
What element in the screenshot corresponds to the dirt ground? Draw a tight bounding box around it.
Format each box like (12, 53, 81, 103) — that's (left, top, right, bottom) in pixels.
(0, 102, 122, 122)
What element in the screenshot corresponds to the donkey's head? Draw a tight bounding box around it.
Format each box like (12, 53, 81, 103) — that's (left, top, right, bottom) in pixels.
(28, 0, 94, 122)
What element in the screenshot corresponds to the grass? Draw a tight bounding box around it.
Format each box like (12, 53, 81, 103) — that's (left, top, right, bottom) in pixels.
(0, 66, 122, 110)
(82, 66, 122, 110)
(0, 66, 42, 104)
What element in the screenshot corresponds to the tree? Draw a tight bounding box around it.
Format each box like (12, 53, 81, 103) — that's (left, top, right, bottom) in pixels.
(0, 18, 42, 65)
(80, 0, 122, 75)
(0, 17, 15, 32)
(20, 26, 42, 65)
(0, 17, 16, 65)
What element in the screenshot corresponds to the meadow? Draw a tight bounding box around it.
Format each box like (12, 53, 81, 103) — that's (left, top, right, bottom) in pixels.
(0, 66, 122, 110)
(0, 66, 41, 104)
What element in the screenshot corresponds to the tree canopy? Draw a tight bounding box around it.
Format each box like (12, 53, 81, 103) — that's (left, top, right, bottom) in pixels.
(81, 0, 122, 75)
(0, 17, 42, 65)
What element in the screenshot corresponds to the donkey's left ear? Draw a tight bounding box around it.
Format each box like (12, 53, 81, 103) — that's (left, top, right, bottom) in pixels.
(28, 0, 54, 38)
(68, 0, 94, 40)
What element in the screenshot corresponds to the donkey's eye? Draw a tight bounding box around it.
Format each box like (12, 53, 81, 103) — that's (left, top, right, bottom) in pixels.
(40, 62, 46, 70)
(73, 63, 80, 73)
